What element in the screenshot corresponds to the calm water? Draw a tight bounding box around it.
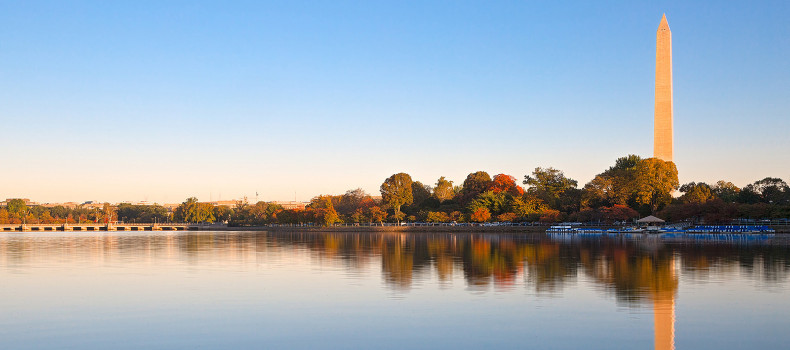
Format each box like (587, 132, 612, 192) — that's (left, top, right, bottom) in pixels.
(1, 231, 788, 349)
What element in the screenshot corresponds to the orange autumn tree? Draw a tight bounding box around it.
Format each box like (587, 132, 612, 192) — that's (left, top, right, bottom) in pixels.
(539, 209, 562, 223)
(497, 212, 517, 222)
(470, 207, 491, 223)
(491, 174, 525, 196)
(309, 195, 340, 226)
(368, 206, 387, 224)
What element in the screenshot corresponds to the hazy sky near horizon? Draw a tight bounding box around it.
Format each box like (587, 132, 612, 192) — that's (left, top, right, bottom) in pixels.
(2, 0, 788, 203)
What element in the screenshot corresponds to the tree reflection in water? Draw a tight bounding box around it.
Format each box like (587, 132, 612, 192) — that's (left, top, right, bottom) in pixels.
(1, 231, 787, 300)
(1, 231, 788, 350)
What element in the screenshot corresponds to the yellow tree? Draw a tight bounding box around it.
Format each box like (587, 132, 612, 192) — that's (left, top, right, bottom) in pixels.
(634, 158, 679, 213)
(511, 195, 548, 221)
(433, 176, 454, 202)
(426, 211, 450, 223)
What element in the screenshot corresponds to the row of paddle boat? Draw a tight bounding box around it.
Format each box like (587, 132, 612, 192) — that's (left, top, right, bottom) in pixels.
(547, 231, 777, 243)
(546, 225, 776, 235)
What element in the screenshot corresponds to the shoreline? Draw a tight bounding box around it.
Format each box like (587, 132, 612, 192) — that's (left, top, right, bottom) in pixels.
(2, 224, 788, 234)
(222, 225, 550, 233)
(217, 225, 790, 234)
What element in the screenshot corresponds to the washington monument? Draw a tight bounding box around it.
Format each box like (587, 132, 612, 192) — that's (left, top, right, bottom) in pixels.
(654, 14, 673, 162)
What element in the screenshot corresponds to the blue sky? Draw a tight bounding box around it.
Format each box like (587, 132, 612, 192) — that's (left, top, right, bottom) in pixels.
(1, 0, 788, 203)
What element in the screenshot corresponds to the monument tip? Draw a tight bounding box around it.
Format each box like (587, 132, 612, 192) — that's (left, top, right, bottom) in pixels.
(658, 13, 670, 30)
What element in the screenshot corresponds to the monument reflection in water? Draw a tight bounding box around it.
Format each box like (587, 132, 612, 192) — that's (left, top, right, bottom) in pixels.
(0, 231, 788, 349)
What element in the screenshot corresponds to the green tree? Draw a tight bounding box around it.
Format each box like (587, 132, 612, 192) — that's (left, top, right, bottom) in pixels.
(523, 167, 578, 210)
(611, 154, 642, 171)
(712, 180, 740, 203)
(213, 205, 232, 223)
(174, 197, 197, 222)
(173, 197, 216, 223)
(679, 182, 715, 204)
(380, 173, 414, 221)
(581, 155, 643, 209)
(49, 205, 69, 220)
(745, 177, 789, 204)
(467, 191, 509, 216)
(6, 199, 27, 216)
(410, 181, 432, 209)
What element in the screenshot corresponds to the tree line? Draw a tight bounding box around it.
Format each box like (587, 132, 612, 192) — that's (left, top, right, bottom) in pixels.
(0, 200, 121, 225)
(2, 155, 788, 226)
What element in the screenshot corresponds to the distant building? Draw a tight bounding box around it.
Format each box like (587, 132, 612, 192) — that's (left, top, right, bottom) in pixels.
(81, 202, 105, 209)
(209, 200, 242, 208)
(40, 202, 80, 209)
(161, 203, 181, 210)
(1, 198, 38, 207)
(272, 201, 308, 210)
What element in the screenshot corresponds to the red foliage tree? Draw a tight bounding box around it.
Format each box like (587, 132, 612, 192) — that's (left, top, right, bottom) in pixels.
(491, 174, 525, 196)
(602, 205, 639, 222)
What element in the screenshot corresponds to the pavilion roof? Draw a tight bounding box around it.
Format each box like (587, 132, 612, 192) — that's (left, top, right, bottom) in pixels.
(637, 215, 666, 223)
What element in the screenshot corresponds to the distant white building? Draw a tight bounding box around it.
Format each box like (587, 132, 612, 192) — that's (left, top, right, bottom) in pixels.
(272, 201, 308, 210)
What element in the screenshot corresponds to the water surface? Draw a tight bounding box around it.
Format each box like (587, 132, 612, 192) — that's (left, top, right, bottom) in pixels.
(1, 231, 788, 349)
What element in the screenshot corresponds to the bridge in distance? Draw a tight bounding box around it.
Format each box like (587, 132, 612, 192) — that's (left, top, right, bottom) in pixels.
(0, 223, 200, 232)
